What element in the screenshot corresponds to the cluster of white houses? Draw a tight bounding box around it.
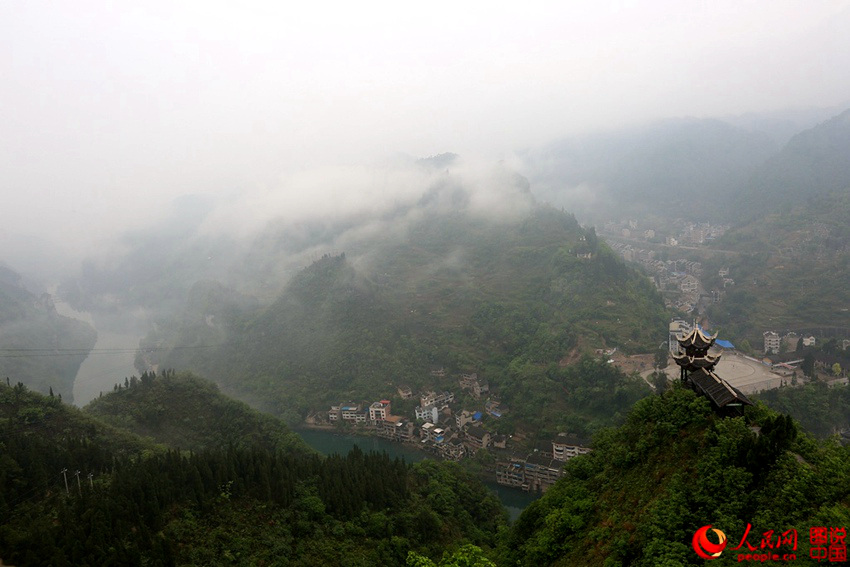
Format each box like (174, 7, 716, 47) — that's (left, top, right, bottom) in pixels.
(763, 331, 816, 355)
(326, 393, 505, 462)
(326, 375, 591, 492)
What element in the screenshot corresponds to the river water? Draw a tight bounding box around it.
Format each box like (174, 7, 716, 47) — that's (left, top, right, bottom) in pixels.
(50, 294, 142, 406)
(296, 429, 540, 521)
(50, 294, 540, 518)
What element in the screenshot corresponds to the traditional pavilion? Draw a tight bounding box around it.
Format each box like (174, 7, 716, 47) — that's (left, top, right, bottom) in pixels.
(673, 325, 753, 417)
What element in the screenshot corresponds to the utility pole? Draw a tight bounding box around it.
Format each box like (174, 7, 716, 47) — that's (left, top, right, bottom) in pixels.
(61, 468, 69, 494)
(88, 472, 94, 489)
(75, 470, 81, 495)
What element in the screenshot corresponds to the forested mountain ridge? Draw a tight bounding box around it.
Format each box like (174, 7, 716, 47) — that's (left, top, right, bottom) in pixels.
(0, 264, 96, 401)
(525, 117, 779, 221)
(700, 109, 850, 340)
(144, 205, 666, 431)
(0, 378, 155, 457)
(707, 190, 850, 339)
(503, 386, 850, 566)
(0, 381, 508, 566)
(523, 107, 849, 223)
(83, 370, 312, 454)
(734, 108, 850, 220)
(6, 368, 849, 565)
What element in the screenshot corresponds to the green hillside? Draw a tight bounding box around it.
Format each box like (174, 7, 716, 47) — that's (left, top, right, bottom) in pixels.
(6, 379, 849, 565)
(503, 386, 850, 566)
(706, 108, 850, 339)
(83, 370, 312, 454)
(0, 382, 507, 566)
(147, 206, 665, 431)
(735, 108, 850, 220)
(0, 265, 96, 402)
(0, 379, 155, 458)
(708, 190, 850, 340)
(756, 381, 850, 439)
(527, 117, 778, 220)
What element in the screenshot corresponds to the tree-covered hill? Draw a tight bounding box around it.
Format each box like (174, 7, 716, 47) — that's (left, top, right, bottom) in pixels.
(755, 381, 850, 440)
(524, 117, 779, 221)
(146, 205, 665, 430)
(503, 386, 850, 566)
(734, 108, 850, 221)
(0, 379, 155, 458)
(83, 370, 312, 454)
(0, 264, 96, 401)
(662, 108, 850, 356)
(707, 190, 850, 340)
(0, 382, 507, 566)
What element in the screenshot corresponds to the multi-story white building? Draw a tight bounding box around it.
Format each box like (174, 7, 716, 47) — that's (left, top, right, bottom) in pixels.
(420, 390, 454, 408)
(415, 404, 439, 423)
(341, 405, 365, 422)
(764, 331, 781, 354)
(329, 404, 365, 422)
(369, 400, 391, 422)
(551, 441, 592, 462)
(464, 426, 490, 452)
(420, 422, 435, 440)
(455, 409, 476, 428)
(669, 320, 691, 354)
(328, 405, 341, 421)
(680, 276, 699, 294)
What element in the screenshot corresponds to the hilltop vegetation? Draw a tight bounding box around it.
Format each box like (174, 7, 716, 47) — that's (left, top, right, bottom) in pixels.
(0, 382, 507, 566)
(756, 381, 850, 439)
(707, 190, 850, 339)
(525, 117, 779, 220)
(5, 370, 848, 565)
(503, 386, 850, 566)
(0, 379, 154, 458)
(145, 205, 665, 431)
(709, 110, 850, 337)
(83, 370, 311, 454)
(581, 108, 850, 350)
(735, 108, 850, 220)
(52, 158, 668, 434)
(0, 264, 96, 401)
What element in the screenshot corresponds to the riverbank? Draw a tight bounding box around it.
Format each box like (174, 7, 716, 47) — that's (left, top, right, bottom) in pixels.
(294, 426, 541, 521)
(49, 290, 147, 406)
(299, 421, 435, 453)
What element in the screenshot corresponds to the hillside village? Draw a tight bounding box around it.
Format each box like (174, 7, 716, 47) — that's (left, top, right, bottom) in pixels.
(311, 370, 591, 492)
(601, 219, 730, 314)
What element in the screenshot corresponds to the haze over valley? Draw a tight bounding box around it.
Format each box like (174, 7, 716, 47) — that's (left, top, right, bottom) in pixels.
(3, 2, 850, 565)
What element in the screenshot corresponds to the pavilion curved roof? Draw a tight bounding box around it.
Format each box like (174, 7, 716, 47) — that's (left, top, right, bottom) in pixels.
(672, 352, 721, 370)
(677, 325, 717, 349)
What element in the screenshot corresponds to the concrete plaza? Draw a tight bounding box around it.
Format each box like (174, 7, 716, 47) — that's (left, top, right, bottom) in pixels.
(664, 351, 785, 394)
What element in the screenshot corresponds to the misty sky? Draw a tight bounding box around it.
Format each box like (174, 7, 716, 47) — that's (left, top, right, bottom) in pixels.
(2, 1, 850, 261)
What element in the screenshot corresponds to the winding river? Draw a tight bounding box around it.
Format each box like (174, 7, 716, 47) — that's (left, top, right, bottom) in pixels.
(50, 294, 142, 406)
(50, 292, 539, 518)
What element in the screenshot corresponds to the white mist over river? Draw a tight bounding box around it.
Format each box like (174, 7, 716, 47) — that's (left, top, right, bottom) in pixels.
(50, 290, 145, 406)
